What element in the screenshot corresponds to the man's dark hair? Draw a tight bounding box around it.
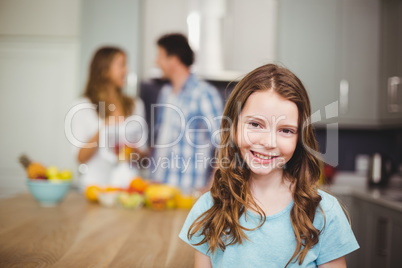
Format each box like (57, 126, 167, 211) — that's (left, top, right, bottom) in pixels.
(157, 33, 194, 67)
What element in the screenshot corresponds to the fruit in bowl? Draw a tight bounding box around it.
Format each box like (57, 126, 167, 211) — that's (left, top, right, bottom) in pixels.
(19, 154, 73, 181)
(18, 154, 73, 206)
(19, 154, 47, 180)
(26, 179, 71, 207)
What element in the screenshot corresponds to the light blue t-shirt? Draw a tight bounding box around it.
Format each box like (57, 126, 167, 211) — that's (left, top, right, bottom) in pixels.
(179, 190, 359, 267)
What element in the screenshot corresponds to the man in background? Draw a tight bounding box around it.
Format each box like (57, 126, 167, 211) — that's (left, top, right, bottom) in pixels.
(150, 33, 223, 192)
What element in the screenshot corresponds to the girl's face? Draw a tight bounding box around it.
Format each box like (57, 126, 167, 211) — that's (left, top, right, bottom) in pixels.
(108, 52, 127, 88)
(236, 90, 299, 179)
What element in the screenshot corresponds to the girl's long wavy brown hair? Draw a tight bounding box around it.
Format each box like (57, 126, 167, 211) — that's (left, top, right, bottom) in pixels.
(84, 46, 134, 118)
(188, 64, 323, 266)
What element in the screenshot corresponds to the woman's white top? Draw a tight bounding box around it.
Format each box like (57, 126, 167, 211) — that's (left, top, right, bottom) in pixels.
(69, 97, 147, 190)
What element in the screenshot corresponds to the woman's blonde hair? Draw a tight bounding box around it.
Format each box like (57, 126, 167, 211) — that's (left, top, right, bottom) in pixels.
(84, 46, 133, 118)
(188, 64, 323, 267)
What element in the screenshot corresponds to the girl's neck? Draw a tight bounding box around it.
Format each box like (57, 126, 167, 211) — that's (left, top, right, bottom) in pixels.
(249, 169, 288, 191)
(249, 170, 293, 216)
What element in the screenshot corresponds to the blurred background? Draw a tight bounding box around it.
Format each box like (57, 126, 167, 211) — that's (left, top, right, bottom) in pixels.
(0, 0, 401, 197)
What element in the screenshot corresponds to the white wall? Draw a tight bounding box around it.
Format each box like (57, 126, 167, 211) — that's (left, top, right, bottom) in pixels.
(141, 0, 189, 79)
(0, 0, 80, 36)
(80, 0, 141, 95)
(0, 0, 80, 198)
(140, 0, 278, 80)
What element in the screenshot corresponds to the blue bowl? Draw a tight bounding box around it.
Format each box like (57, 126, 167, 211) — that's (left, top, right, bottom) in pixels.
(27, 179, 71, 207)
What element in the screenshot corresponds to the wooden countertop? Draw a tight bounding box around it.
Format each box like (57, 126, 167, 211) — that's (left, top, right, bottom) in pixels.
(0, 191, 195, 267)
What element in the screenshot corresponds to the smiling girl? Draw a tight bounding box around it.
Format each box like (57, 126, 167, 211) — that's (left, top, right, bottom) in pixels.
(179, 64, 359, 267)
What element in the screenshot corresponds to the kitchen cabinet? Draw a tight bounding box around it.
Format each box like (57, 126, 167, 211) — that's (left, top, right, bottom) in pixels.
(339, 195, 402, 268)
(371, 204, 402, 268)
(278, 0, 401, 128)
(379, 0, 402, 126)
(338, 0, 380, 126)
(278, 0, 339, 122)
(346, 196, 376, 268)
(335, 195, 367, 267)
(389, 216, 402, 266)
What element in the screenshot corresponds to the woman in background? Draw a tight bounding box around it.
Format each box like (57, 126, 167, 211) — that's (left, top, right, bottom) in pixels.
(71, 46, 147, 190)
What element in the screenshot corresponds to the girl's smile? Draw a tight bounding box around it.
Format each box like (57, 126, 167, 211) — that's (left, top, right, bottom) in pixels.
(250, 150, 279, 164)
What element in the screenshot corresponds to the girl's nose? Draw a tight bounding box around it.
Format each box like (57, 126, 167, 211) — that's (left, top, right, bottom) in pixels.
(259, 132, 277, 148)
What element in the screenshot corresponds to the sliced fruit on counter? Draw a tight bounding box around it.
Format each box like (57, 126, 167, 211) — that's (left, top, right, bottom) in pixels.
(118, 192, 144, 209)
(85, 185, 102, 202)
(144, 184, 180, 210)
(129, 177, 149, 193)
(98, 192, 119, 208)
(83, 178, 197, 210)
(175, 193, 195, 209)
(104, 186, 121, 192)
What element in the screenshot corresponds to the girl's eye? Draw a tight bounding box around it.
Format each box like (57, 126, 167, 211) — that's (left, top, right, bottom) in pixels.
(280, 128, 296, 135)
(248, 121, 261, 128)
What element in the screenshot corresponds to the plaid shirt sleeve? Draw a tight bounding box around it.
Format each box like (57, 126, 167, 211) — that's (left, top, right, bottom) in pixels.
(198, 84, 224, 152)
(153, 85, 169, 141)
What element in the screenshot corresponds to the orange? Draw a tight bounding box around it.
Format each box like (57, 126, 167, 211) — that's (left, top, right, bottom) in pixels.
(129, 177, 148, 193)
(27, 162, 47, 179)
(124, 146, 132, 160)
(104, 186, 121, 192)
(85, 185, 102, 202)
(175, 193, 194, 209)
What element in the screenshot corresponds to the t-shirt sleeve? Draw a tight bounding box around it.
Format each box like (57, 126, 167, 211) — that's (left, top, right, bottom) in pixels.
(68, 99, 99, 158)
(316, 195, 360, 265)
(179, 192, 213, 256)
(123, 98, 148, 150)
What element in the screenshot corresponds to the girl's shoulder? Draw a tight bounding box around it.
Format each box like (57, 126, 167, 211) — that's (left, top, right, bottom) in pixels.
(192, 191, 214, 213)
(183, 192, 214, 223)
(314, 190, 360, 264)
(316, 189, 347, 222)
(317, 189, 339, 210)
